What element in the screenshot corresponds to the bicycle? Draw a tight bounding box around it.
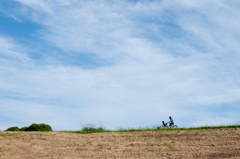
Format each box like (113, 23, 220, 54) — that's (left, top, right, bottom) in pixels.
(157, 125, 166, 129)
(166, 121, 178, 128)
(157, 121, 178, 129)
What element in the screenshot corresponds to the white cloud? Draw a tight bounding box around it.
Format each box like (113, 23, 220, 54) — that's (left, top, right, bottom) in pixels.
(0, 0, 240, 130)
(0, 36, 29, 61)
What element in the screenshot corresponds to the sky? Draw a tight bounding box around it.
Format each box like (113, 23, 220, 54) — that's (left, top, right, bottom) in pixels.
(0, 0, 240, 131)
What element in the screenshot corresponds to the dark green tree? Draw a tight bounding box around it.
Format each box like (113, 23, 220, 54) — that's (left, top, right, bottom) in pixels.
(25, 123, 53, 131)
(5, 126, 20, 131)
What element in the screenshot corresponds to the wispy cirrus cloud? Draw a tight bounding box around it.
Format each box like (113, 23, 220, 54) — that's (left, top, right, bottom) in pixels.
(0, 36, 29, 61)
(0, 0, 240, 130)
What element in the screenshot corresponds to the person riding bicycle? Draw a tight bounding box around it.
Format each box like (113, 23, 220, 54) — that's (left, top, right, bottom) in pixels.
(169, 116, 174, 127)
(158, 121, 167, 129)
(161, 121, 167, 128)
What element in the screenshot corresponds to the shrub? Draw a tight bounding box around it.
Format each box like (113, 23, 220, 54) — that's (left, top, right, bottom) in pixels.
(25, 123, 53, 131)
(20, 127, 28, 131)
(5, 126, 20, 131)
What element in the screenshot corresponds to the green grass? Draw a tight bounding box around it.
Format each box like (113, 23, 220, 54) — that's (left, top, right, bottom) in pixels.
(59, 124, 240, 134)
(187, 125, 240, 130)
(61, 123, 110, 134)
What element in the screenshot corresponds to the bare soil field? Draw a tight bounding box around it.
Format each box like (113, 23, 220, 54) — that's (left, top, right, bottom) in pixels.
(0, 129, 240, 159)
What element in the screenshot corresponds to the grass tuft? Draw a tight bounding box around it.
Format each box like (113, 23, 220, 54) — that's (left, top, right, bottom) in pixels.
(75, 123, 108, 134)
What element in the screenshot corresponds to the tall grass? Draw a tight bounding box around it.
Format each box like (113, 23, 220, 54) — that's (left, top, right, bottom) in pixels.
(74, 123, 109, 134)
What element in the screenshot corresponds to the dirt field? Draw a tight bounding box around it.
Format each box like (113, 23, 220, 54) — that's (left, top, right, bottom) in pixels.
(0, 129, 240, 159)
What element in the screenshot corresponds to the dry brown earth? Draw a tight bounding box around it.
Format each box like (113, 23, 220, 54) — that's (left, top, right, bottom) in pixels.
(0, 129, 240, 159)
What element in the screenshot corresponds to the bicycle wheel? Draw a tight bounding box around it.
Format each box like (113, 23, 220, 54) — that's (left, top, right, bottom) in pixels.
(171, 125, 178, 128)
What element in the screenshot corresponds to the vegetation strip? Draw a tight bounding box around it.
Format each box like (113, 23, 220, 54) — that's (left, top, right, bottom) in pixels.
(59, 125, 240, 134)
(4, 123, 240, 134)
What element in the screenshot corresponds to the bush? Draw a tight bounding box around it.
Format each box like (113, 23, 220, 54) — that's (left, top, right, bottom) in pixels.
(5, 126, 20, 131)
(20, 127, 28, 131)
(5, 123, 53, 132)
(25, 123, 53, 131)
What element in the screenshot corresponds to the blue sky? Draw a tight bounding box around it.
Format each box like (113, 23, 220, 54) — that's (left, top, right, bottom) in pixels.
(0, 0, 240, 131)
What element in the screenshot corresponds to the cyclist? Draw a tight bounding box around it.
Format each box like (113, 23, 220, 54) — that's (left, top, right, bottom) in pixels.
(169, 116, 174, 127)
(158, 121, 166, 129)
